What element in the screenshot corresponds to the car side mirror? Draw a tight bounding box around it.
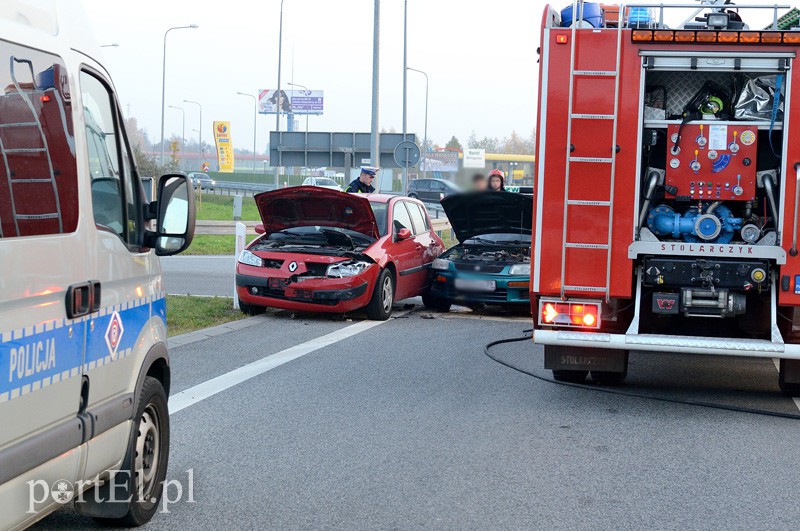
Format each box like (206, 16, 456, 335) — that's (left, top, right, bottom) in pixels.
(151, 174, 195, 255)
(397, 228, 412, 241)
(255, 223, 265, 234)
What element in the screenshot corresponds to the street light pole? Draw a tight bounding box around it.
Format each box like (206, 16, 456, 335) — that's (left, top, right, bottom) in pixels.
(407, 67, 428, 178)
(402, 0, 408, 191)
(160, 24, 197, 168)
(276, 0, 285, 133)
(287, 82, 310, 133)
(370, 0, 380, 169)
(184, 99, 203, 168)
(168, 105, 185, 146)
(237, 92, 258, 173)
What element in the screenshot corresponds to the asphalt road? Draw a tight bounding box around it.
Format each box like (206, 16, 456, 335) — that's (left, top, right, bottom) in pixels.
(35, 301, 800, 529)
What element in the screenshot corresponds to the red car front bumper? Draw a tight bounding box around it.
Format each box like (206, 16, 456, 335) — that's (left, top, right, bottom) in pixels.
(235, 263, 378, 314)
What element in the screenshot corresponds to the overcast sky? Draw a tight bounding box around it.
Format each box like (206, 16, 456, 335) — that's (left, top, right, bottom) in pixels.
(80, 0, 789, 154)
(80, 0, 543, 154)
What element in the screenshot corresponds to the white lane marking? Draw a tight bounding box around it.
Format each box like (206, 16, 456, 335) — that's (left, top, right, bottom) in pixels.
(772, 358, 800, 412)
(169, 312, 406, 414)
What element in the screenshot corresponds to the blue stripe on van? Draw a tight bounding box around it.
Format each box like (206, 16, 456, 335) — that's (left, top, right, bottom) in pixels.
(0, 295, 162, 402)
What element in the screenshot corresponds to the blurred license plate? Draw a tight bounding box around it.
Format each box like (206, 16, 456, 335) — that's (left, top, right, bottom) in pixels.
(268, 278, 289, 290)
(455, 279, 496, 292)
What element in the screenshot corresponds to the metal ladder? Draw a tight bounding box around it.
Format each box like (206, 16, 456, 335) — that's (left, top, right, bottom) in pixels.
(559, 2, 625, 301)
(0, 56, 62, 237)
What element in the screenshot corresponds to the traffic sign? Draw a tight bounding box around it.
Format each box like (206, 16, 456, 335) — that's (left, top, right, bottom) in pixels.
(394, 140, 421, 168)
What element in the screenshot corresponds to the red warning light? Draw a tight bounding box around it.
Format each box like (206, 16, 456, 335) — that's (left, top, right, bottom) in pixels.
(40, 95, 51, 102)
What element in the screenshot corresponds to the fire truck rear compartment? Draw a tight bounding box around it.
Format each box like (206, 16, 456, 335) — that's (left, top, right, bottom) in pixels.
(637, 68, 785, 247)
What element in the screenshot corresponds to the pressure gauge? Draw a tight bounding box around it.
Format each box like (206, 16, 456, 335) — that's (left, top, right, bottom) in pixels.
(690, 160, 701, 172)
(670, 158, 680, 169)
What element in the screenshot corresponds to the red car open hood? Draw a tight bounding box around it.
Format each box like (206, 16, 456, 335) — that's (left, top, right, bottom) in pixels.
(254, 186, 380, 239)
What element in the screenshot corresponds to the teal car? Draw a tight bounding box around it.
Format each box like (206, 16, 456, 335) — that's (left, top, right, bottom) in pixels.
(424, 192, 533, 312)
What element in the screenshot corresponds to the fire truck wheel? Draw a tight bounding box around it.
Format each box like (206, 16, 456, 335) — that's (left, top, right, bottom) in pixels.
(552, 370, 588, 383)
(591, 370, 627, 386)
(778, 359, 800, 397)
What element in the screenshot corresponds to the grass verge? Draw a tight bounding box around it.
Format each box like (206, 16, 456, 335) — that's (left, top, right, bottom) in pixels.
(185, 234, 258, 255)
(195, 193, 260, 221)
(166, 295, 247, 337)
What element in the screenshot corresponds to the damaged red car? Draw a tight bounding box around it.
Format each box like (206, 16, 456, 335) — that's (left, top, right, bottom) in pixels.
(235, 186, 445, 320)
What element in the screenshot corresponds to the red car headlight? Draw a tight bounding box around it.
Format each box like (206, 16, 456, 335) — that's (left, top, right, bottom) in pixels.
(326, 261, 372, 278)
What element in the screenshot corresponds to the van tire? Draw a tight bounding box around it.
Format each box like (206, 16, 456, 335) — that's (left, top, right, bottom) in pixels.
(366, 269, 394, 320)
(93, 377, 169, 527)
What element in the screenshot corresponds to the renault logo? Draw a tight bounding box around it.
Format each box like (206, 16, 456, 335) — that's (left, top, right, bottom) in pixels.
(288, 261, 298, 272)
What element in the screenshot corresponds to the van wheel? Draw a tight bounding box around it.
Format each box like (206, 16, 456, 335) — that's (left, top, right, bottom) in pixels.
(422, 292, 451, 312)
(240, 302, 265, 316)
(93, 377, 169, 527)
(552, 370, 588, 383)
(366, 269, 394, 320)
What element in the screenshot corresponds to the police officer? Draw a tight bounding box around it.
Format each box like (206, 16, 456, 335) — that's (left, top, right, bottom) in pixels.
(346, 167, 377, 193)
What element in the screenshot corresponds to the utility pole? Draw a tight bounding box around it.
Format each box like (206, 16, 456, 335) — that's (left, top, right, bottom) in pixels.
(402, 0, 408, 192)
(370, 0, 380, 170)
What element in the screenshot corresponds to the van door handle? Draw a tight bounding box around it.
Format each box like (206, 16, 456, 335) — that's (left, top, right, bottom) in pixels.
(66, 280, 101, 319)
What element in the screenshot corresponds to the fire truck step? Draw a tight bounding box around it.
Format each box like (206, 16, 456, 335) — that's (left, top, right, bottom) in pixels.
(0, 122, 37, 128)
(15, 213, 60, 220)
(4, 147, 46, 153)
(565, 243, 609, 249)
(569, 157, 613, 163)
(10, 178, 54, 183)
(573, 70, 617, 77)
(570, 114, 615, 120)
(566, 200, 611, 206)
(563, 285, 607, 293)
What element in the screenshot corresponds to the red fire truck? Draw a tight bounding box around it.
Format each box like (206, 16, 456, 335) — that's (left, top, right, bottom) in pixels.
(531, 1, 800, 394)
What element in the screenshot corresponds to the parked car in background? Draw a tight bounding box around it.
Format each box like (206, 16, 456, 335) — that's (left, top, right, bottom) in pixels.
(188, 172, 216, 190)
(236, 187, 445, 320)
(408, 178, 461, 202)
(302, 176, 343, 191)
(425, 192, 533, 312)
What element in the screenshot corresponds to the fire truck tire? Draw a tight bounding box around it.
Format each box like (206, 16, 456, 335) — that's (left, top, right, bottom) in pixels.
(778, 359, 800, 397)
(591, 370, 627, 386)
(552, 370, 588, 383)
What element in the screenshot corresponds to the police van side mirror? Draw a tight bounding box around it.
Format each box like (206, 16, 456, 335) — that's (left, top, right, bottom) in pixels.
(147, 174, 196, 256)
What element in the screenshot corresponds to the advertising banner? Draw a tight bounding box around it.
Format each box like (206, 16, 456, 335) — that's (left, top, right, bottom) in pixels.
(258, 89, 324, 114)
(420, 151, 459, 172)
(213, 121, 234, 173)
(463, 148, 486, 168)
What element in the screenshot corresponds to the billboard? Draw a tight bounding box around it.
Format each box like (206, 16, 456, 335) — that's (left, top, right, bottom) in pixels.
(213, 121, 234, 173)
(258, 89, 324, 115)
(420, 151, 459, 172)
(463, 148, 486, 168)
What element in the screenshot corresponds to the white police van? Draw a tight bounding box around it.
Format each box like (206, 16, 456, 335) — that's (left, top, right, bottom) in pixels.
(0, 1, 194, 528)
